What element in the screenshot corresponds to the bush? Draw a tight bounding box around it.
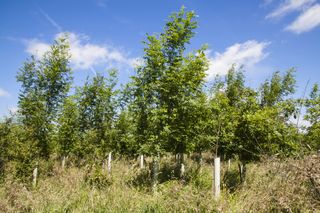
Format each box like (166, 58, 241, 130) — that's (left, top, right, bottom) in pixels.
(84, 165, 113, 189)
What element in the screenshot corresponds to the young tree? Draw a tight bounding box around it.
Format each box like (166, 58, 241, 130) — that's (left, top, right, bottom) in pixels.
(57, 96, 80, 168)
(114, 110, 136, 156)
(206, 68, 247, 159)
(0, 117, 12, 178)
(131, 7, 208, 181)
(77, 70, 119, 160)
(17, 36, 72, 159)
(305, 84, 320, 150)
(237, 69, 298, 159)
(234, 69, 299, 181)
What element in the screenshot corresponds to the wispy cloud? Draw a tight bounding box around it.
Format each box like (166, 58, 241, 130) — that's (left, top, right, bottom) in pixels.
(25, 32, 139, 70)
(265, 0, 320, 33)
(0, 88, 10, 97)
(286, 4, 320, 33)
(37, 7, 62, 32)
(263, 0, 274, 6)
(266, 0, 315, 19)
(96, 0, 109, 8)
(206, 40, 270, 80)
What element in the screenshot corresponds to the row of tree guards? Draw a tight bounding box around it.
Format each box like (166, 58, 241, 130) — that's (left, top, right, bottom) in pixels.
(31, 154, 222, 199)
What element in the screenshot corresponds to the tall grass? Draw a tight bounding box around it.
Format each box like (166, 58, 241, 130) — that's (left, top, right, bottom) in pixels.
(0, 155, 319, 212)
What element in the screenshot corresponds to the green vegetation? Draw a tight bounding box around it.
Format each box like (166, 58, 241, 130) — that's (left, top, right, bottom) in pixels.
(1, 155, 319, 212)
(0, 7, 319, 212)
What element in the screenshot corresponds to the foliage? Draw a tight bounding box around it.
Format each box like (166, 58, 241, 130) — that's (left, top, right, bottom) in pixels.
(56, 96, 80, 157)
(16, 36, 72, 159)
(305, 83, 320, 150)
(130, 7, 208, 158)
(84, 165, 113, 189)
(76, 70, 119, 159)
(206, 67, 248, 158)
(260, 69, 296, 107)
(235, 69, 299, 162)
(114, 110, 136, 156)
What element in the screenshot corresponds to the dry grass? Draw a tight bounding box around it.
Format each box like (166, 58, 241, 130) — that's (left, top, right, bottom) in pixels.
(229, 155, 320, 212)
(0, 155, 320, 212)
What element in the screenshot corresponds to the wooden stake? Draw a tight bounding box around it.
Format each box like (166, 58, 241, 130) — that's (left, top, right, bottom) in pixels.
(213, 157, 220, 200)
(61, 156, 66, 170)
(140, 154, 144, 169)
(107, 152, 112, 174)
(152, 156, 159, 193)
(198, 153, 203, 173)
(33, 164, 38, 188)
(180, 163, 185, 178)
(238, 162, 246, 183)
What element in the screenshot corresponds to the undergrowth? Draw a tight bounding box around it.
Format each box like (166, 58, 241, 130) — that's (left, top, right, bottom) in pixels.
(0, 155, 319, 212)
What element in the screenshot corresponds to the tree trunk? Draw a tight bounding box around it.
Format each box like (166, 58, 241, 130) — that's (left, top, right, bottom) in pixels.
(238, 162, 247, 183)
(197, 152, 203, 173)
(0, 159, 4, 177)
(180, 153, 184, 164)
(228, 159, 231, 171)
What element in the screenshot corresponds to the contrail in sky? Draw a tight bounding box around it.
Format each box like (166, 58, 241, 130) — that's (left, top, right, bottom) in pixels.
(37, 6, 62, 32)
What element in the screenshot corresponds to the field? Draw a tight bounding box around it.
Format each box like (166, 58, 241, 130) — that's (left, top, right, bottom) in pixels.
(1, 154, 319, 212)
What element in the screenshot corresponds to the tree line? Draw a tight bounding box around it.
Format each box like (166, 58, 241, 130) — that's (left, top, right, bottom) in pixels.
(0, 8, 319, 184)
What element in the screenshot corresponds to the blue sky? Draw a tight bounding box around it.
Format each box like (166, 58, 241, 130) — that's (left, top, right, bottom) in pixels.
(1, 0, 320, 117)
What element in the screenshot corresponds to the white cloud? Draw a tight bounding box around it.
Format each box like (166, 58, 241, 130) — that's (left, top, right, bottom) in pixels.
(0, 88, 10, 97)
(26, 32, 139, 70)
(266, 0, 315, 19)
(206, 40, 270, 80)
(8, 106, 19, 114)
(26, 39, 50, 57)
(286, 4, 320, 33)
